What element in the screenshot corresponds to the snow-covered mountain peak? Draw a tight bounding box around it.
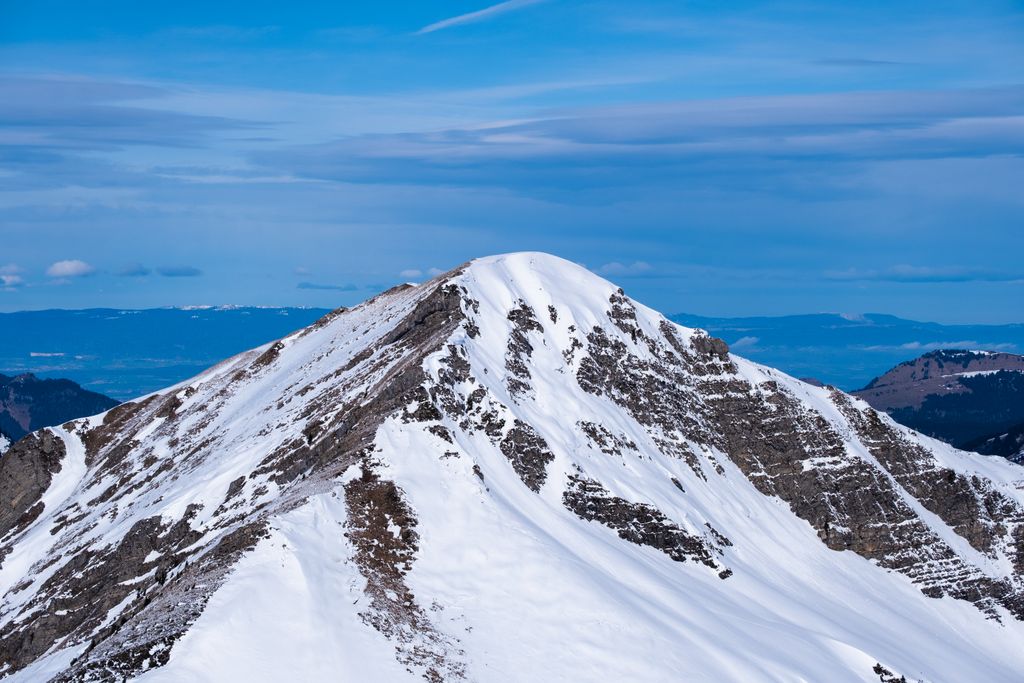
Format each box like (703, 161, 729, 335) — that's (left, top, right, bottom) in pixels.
(456, 251, 687, 347)
(3, 253, 1024, 682)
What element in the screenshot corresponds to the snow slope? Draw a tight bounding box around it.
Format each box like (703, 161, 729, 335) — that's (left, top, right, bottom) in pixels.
(3, 253, 1024, 682)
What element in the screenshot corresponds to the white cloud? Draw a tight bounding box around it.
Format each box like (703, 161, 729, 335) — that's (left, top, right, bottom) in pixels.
(417, 0, 546, 34)
(46, 259, 95, 278)
(731, 336, 760, 349)
(596, 261, 653, 276)
(0, 265, 22, 288)
(400, 267, 444, 280)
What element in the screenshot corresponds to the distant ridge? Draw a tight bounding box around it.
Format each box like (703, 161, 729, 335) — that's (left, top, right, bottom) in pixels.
(852, 349, 1024, 454)
(0, 372, 118, 441)
(0, 306, 332, 400)
(671, 311, 1024, 390)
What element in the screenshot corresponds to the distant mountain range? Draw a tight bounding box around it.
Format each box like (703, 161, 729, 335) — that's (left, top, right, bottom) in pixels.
(671, 312, 1024, 391)
(5, 307, 1022, 467)
(3, 308, 1018, 401)
(0, 372, 118, 445)
(0, 307, 331, 401)
(851, 350, 1024, 462)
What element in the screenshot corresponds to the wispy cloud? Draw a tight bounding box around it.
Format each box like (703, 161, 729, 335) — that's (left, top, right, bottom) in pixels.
(596, 261, 653, 277)
(731, 336, 760, 349)
(399, 267, 444, 279)
(825, 265, 1024, 283)
(0, 264, 23, 289)
(296, 281, 358, 291)
(812, 58, 906, 68)
(157, 266, 203, 277)
(865, 340, 1019, 352)
(253, 85, 1024, 193)
(117, 263, 152, 277)
(315, 26, 385, 42)
(417, 0, 546, 34)
(0, 75, 263, 156)
(159, 25, 279, 41)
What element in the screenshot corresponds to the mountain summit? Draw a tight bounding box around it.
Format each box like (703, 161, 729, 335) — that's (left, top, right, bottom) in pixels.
(3, 253, 1024, 682)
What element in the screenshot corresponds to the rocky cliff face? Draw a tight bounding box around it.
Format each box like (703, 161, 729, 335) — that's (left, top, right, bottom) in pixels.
(3, 253, 1024, 682)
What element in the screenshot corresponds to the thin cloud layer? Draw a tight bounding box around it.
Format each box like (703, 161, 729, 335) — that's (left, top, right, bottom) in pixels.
(0, 264, 22, 289)
(117, 264, 153, 277)
(252, 86, 1024, 192)
(297, 281, 358, 291)
(826, 266, 1024, 283)
(157, 266, 203, 277)
(597, 261, 653, 277)
(0, 75, 262, 156)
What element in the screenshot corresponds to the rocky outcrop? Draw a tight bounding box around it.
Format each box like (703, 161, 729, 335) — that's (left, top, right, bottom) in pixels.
(0, 431, 66, 542)
(563, 474, 729, 577)
(504, 301, 543, 398)
(345, 467, 466, 682)
(575, 291, 1024, 621)
(499, 420, 554, 492)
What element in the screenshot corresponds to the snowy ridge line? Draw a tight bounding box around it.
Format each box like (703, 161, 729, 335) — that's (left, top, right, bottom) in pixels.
(1, 253, 1023, 682)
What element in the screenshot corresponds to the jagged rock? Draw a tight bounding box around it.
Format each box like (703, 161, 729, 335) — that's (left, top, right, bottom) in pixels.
(563, 474, 726, 571)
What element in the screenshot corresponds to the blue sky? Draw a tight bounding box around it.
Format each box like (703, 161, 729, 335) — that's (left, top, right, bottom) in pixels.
(1, 0, 1022, 322)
